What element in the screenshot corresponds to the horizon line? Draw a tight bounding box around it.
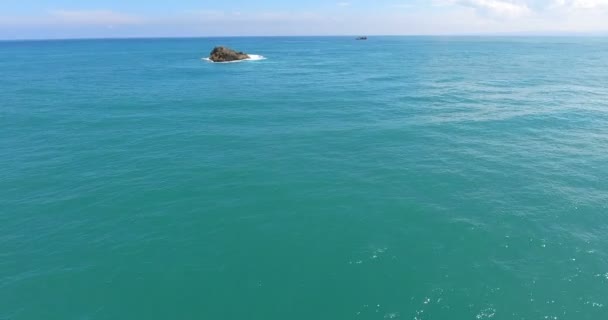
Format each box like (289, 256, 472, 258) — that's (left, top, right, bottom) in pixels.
(2, 32, 608, 42)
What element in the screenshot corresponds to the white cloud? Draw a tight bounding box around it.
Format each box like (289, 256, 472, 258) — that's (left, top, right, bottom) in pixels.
(447, 0, 532, 17)
(431, 0, 608, 31)
(445, 0, 608, 14)
(553, 0, 608, 9)
(1, 2, 608, 38)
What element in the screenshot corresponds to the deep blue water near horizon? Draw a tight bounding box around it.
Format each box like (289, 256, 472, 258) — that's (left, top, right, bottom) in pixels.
(1, 36, 608, 319)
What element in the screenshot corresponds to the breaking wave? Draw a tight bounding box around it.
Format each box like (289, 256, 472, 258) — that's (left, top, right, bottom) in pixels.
(203, 54, 266, 63)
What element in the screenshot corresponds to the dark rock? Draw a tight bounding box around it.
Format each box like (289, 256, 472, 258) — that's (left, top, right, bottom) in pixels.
(208, 46, 250, 62)
(356, 36, 368, 40)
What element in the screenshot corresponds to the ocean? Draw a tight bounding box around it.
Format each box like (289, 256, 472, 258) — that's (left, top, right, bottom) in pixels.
(1, 36, 608, 319)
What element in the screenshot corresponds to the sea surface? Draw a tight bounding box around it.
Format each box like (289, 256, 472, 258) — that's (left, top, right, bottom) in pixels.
(1, 36, 608, 319)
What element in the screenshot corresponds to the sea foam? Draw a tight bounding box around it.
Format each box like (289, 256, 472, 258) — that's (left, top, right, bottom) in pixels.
(203, 54, 266, 63)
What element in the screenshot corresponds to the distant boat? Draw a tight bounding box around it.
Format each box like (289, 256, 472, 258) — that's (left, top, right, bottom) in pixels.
(356, 36, 368, 40)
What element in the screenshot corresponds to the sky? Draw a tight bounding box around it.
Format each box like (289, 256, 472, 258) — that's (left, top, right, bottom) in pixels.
(1, 0, 608, 39)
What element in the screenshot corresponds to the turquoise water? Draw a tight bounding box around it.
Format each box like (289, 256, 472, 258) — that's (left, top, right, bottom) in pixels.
(1, 37, 608, 319)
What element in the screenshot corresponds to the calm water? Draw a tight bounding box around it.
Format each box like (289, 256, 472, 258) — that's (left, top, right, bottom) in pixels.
(1, 37, 608, 319)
